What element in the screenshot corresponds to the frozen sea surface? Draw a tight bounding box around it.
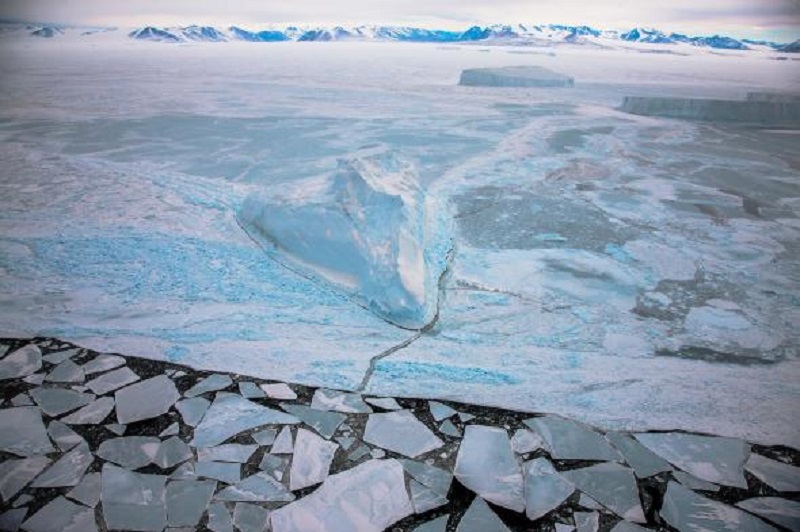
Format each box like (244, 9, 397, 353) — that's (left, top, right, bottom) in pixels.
(1, 39, 799, 446)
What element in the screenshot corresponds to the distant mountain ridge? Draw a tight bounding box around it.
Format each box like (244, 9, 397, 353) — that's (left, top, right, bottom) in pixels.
(6, 21, 794, 50)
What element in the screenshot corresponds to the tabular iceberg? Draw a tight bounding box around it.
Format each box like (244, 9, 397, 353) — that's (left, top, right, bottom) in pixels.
(239, 146, 453, 330)
(459, 66, 574, 88)
(620, 96, 800, 125)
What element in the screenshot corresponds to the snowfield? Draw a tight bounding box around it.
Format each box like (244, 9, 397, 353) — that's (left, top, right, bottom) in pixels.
(1, 34, 799, 447)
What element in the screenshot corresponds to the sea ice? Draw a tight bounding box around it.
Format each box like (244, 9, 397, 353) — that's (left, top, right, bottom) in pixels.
(175, 397, 210, 427)
(59, 396, 114, 424)
(634, 432, 749, 488)
(81, 354, 125, 375)
(673, 471, 720, 492)
(240, 145, 452, 329)
(736, 497, 800, 530)
(0, 344, 41, 380)
(208, 501, 233, 532)
(192, 393, 299, 448)
(184, 374, 232, 397)
(31, 443, 93, 488)
(233, 503, 270, 532)
(413, 515, 449, 532)
(511, 429, 543, 455)
(561, 462, 646, 523)
(410, 480, 448, 513)
(605, 432, 672, 478)
(85, 366, 140, 395)
(252, 428, 278, 446)
(45, 359, 85, 383)
(661, 481, 776, 531)
(459, 66, 574, 88)
(454, 425, 525, 512)
(0, 456, 51, 501)
(271, 427, 294, 454)
(280, 404, 345, 439)
(310, 389, 372, 413)
(525, 416, 621, 462)
(239, 382, 266, 399)
(365, 397, 402, 410)
(197, 444, 258, 463)
(0, 509, 26, 532)
(166, 480, 217, 528)
(154, 436, 193, 468)
(66, 472, 101, 507)
(195, 461, 241, 484)
(744, 453, 800, 492)
(399, 459, 453, 498)
(260, 383, 297, 400)
(46, 420, 84, 451)
(115, 375, 180, 424)
(215, 472, 295, 503)
(440, 419, 461, 437)
(101, 464, 167, 531)
(21, 496, 97, 532)
(455, 496, 511, 532)
(29, 388, 94, 417)
(259, 453, 289, 480)
(429, 401, 458, 421)
(289, 428, 338, 490)
(523, 458, 575, 520)
(159, 422, 179, 437)
(96, 436, 160, 469)
(364, 410, 443, 458)
(270, 459, 412, 532)
(0, 407, 55, 456)
(574, 512, 599, 532)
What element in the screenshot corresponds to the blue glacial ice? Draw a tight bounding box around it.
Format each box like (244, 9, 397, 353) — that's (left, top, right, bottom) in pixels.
(239, 145, 453, 330)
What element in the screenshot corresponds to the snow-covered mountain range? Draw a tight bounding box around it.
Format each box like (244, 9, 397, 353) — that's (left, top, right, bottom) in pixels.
(3, 21, 796, 51)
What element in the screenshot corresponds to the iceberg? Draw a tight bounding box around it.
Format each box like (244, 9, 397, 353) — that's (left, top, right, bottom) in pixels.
(459, 66, 574, 88)
(620, 97, 800, 126)
(240, 146, 453, 329)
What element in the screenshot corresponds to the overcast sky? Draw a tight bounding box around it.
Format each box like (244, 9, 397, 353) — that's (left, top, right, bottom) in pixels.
(2, 0, 798, 41)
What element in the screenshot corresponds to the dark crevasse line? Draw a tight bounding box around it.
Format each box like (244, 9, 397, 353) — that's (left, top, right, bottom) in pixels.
(356, 245, 455, 392)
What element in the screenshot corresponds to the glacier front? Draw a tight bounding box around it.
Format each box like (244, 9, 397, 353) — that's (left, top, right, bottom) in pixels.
(239, 146, 452, 330)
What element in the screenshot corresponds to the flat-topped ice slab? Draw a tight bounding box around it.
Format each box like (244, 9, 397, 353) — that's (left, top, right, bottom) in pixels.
(459, 66, 574, 88)
(621, 96, 800, 125)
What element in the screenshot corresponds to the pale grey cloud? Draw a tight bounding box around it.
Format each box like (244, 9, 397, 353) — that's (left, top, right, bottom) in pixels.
(1, 0, 798, 39)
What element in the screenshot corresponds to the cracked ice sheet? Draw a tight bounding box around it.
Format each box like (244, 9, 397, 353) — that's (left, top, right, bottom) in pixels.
(366, 244, 800, 447)
(2, 42, 799, 448)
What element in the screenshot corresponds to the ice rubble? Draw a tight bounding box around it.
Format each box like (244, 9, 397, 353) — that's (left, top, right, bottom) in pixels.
(240, 146, 452, 330)
(621, 96, 800, 125)
(459, 66, 575, 88)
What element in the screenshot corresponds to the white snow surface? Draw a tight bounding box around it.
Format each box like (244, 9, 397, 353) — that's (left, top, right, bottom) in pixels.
(0, 38, 798, 447)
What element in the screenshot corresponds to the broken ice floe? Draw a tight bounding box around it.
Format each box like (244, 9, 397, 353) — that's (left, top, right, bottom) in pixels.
(364, 410, 444, 458)
(661, 481, 776, 531)
(310, 389, 372, 413)
(192, 393, 299, 448)
(523, 458, 575, 520)
(101, 464, 167, 531)
(270, 459, 412, 532)
(736, 497, 800, 530)
(454, 425, 525, 512)
(634, 432, 749, 488)
(744, 453, 800, 492)
(526, 415, 621, 462)
(280, 403, 345, 439)
(22, 496, 98, 532)
(459, 66, 574, 88)
(215, 471, 295, 503)
(0, 345, 41, 381)
(0, 455, 51, 501)
(289, 428, 338, 490)
(166, 479, 217, 528)
(0, 407, 55, 456)
(561, 462, 646, 523)
(115, 375, 179, 424)
(455, 496, 510, 532)
(239, 146, 453, 329)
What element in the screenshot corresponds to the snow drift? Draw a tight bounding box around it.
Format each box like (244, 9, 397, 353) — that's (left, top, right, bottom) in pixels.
(239, 146, 453, 330)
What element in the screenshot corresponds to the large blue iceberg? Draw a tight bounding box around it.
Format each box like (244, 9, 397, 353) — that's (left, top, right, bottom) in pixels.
(239, 146, 453, 330)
